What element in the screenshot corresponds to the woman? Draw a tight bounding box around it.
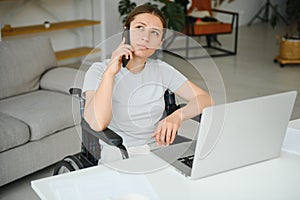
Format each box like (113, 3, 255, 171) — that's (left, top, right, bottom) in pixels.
(82, 4, 213, 162)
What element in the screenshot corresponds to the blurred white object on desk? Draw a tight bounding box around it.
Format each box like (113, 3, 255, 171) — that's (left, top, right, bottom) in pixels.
(282, 119, 300, 155)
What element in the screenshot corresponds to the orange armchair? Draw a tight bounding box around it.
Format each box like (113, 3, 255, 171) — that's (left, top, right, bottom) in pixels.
(166, 0, 239, 59)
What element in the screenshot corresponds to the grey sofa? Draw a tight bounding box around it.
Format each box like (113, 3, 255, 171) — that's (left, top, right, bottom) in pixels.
(0, 36, 83, 186)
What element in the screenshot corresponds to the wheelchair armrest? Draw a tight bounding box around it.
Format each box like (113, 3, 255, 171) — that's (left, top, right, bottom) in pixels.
(81, 119, 123, 147)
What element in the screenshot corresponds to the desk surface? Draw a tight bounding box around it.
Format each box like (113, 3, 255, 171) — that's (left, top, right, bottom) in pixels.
(32, 120, 300, 200)
(32, 152, 300, 200)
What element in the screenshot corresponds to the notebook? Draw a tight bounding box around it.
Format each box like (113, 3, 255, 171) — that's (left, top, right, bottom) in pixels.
(152, 91, 297, 180)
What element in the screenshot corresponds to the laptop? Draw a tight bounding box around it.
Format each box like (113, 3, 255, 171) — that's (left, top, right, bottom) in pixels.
(152, 91, 297, 180)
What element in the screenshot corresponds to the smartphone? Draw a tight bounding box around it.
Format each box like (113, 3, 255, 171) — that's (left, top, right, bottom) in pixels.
(122, 26, 131, 68)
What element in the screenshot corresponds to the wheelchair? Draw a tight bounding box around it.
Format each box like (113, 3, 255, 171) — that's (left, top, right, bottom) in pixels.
(53, 87, 184, 175)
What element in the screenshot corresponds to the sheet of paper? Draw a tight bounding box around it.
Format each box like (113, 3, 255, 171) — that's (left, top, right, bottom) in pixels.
(288, 119, 300, 129)
(282, 128, 300, 155)
(49, 171, 160, 200)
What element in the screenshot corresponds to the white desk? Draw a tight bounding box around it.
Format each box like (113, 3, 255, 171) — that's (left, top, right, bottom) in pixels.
(32, 120, 300, 200)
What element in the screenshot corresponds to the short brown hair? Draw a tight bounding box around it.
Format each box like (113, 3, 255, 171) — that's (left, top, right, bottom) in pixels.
(124, 4, 167, 38)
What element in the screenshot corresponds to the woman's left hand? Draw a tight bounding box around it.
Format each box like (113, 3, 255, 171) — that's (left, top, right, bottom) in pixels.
(153, 109, 182, 146)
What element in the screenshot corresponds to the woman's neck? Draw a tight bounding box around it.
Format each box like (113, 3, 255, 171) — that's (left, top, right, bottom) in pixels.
(126, 57, 147, 74)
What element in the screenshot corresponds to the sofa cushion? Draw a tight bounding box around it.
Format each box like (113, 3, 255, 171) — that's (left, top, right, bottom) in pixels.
(0, 36, 57, 99)
(0, 90, 78, 141)
(0, 112, 30, 152)
(40, 67, 85, 95)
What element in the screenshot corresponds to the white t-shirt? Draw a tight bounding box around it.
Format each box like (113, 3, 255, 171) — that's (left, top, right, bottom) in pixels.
(82, 58, 187, 147)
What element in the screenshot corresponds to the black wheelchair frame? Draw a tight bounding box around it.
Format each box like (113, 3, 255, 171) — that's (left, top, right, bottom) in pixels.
(53, 88, 183, 175)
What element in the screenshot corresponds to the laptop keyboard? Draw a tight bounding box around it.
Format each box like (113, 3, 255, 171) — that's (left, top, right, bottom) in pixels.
(178, 155, 194, 168)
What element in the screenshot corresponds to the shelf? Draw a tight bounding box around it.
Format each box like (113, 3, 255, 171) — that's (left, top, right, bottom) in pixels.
(1, 19, 100, 37)
(55, 47, 100, 61)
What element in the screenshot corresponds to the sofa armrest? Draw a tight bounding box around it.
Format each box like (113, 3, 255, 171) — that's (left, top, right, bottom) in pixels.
(40, 67, 85, 95)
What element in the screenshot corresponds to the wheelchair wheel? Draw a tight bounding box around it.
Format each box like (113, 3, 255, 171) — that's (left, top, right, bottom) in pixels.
(64, 155, 84, 170)
(53, 160, 75, 175)
(53, 155, 84, 175)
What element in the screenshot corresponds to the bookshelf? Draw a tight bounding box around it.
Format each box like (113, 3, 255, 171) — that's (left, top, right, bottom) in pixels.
(55, 46, 101, 61)
(1, 20, 100, 37)
(0, 0, 101, 62)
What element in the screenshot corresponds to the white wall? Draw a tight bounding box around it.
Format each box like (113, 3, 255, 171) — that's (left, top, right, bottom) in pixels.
(102, 0, 149, 40)
(216, 0, 286, 26)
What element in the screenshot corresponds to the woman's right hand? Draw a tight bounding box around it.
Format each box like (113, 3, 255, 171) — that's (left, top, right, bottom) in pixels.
(106, 38, 134, 76)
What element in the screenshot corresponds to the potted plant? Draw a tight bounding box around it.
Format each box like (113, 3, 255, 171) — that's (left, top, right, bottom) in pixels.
(272, 0, 300, 67)
(118, 0, 185, 32)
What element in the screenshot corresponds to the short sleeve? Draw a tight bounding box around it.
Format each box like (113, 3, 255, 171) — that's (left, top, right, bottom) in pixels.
(82, 61, 108, 97)
(158, 60, 188, 92)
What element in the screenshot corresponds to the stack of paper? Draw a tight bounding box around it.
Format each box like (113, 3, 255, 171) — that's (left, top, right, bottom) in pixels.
(282, 127, 300, 155)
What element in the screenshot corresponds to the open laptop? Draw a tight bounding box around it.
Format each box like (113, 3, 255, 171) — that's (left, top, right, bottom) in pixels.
(153, 91, 297, 180)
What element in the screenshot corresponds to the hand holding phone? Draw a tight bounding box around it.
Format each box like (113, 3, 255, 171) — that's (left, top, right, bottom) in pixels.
(122, 26, 131, 68)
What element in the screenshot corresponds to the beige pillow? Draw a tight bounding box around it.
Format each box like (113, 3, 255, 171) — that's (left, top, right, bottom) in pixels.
(188, 9, 211, 18)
